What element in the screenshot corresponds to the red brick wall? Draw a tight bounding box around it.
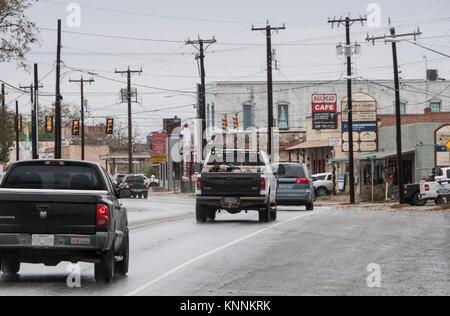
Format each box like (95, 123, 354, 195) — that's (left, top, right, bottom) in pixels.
(379, 108, 450, 127)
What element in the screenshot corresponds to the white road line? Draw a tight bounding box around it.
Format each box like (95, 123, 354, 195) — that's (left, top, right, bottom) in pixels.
(124, 212, 314, 296)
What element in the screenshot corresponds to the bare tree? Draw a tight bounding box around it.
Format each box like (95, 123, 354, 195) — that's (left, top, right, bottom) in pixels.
(0, 0, 39, 68)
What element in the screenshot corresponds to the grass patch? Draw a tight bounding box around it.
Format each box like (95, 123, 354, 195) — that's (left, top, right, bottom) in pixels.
(441, 203, 450, 210)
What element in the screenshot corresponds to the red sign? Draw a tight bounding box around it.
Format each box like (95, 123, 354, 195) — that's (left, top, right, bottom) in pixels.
(312, 94, 338, 129)
(152, 132, 167, 155)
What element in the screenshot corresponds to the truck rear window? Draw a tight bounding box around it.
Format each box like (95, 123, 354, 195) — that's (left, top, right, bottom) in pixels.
(3, 165, 105, 190)
(207, 151, 265, 166)
(125, 176, 145, 183)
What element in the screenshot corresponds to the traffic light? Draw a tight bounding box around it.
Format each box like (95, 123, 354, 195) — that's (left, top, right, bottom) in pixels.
(222, 116, 228, 131)
(45, 116, 53, 134)
(72, 120, 80, 136)
(106, 118, 114, 135)
(233, 114, 239, 129)
(16, 115, 22, 132)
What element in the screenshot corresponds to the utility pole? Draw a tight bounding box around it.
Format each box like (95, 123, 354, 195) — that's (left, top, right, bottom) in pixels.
(32, 63, 40, 160)
(367, 26, 421, 204)
(69, 77, 95, 160)
(328, 16, 366, 204)
(252, 23, 285, 158)
(115, 67, 142, 174)
(15, 101, 19, 161)
(55, 19, 62, 159)
(20, 81, 42, 159)
(186, 36, 216, 158)
(1, 84, 4, 109)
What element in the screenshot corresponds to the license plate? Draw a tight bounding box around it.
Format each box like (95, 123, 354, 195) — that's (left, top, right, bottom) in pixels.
(279, 184, 293, 190)
(32, 234, 55, 247)
(222, 197, 240, 208)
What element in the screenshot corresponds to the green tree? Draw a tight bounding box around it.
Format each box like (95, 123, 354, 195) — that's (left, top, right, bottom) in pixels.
(0, 107, 14, 162)
(0, 0, 39, 69)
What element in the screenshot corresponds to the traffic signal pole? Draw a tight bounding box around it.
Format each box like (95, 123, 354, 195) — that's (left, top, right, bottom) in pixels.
(15, 101, 19, 161)
(69, 77, 95, 161)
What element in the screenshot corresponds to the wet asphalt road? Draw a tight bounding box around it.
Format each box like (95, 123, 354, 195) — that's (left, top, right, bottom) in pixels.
(0, 194, 448, 296)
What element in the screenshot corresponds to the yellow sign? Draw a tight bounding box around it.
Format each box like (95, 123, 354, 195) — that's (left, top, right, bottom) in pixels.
(446, 140, 450, 151)
(150, 155, 167, 163)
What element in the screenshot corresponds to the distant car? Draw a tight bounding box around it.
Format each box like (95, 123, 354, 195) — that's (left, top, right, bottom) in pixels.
(120, 174, 149, 199)
(312, 173, 334, 196)
(272, 163, 314, 211)
(135, 174, 159, 187)
(111, 174, 127, 190)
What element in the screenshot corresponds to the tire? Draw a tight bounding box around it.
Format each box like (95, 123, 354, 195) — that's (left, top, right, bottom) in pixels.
(306, 201, 314, 211)
(208, 209, 216, 221)
(412, 192, 427, 206)
(116, 229, 129, 276)
(259, 198, 271, 223)
(95, 249, 114, 283)
(144, 193, 148, 199)
(270, 204, 277, 221)
(1, 257, 20, 275)
(317, 187, 329, 197)
(196, 201, 208, 223)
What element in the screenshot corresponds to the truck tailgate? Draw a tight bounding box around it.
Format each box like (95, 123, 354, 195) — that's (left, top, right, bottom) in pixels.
(200, 173, 261, 196)
(0, 190, 107, 235)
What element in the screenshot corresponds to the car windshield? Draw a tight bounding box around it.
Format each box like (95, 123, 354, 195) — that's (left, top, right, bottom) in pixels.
(313, 175, 327, 181)
(273, 164, 306, 179)
(3, 165, 104, 190)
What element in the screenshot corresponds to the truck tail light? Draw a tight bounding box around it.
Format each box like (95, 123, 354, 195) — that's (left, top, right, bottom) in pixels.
(145, 184, 149, 189)
(296, 178, 310, 184)
(425, 184, 430, 191)
(196, 177, 201, 190)
(96, 204, 110, 227)
(114, 181, 118, 185)
(126, 184, 130, 189)
(261, 178, 266, 190)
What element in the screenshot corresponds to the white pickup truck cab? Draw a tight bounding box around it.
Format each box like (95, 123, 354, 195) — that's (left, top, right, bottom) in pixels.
(420, 167, 450, 203)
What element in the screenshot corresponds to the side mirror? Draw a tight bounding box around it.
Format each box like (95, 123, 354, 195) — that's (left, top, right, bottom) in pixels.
(118, 189, 132, 199)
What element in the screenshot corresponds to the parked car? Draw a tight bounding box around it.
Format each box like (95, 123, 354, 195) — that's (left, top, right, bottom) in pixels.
(120, 174, 149, 199)
(196, 149, 277, 223)
(312, 173, 334, 196)
(272, 163, 314, 211)
(0, 160, 131, 283)
(111, 174, 127, 190)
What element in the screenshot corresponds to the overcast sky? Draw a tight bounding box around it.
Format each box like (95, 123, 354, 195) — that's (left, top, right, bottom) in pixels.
(2, 0, 450, 138)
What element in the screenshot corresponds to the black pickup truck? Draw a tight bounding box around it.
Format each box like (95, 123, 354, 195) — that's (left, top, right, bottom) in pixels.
(0, 160, 131, 283)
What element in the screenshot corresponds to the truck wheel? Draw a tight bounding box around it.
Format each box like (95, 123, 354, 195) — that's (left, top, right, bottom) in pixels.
(116, 229, 129, 276)
(270, 204, 277, 221)
(95, 249, 114, 283)
(412, 192, 427, 206)
(1, 257, 20, 275)
(317, 187, 329, 197)
(208, 209, 216, 221)
(196, 201, 208, 223)
(144, 193, 148, 199)
(259, 199, 271, 223)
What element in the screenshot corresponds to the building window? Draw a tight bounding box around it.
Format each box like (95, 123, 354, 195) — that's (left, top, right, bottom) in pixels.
(278, 104, 289, 130)
(400, 102, 406, 115)
(243, 104, 252, 130)
(430, 102, 441, 112)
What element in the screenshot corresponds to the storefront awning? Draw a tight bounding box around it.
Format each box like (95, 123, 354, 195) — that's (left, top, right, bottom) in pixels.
(286, 140, 330, 151)
(330, 148, 416, 163)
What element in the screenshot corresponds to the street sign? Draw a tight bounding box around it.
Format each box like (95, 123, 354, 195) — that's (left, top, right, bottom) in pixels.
(150, 155, 168, 163)
(152, 132, 167, 155)
(446, 140, 450, 151)
(366, 155, 376, 160)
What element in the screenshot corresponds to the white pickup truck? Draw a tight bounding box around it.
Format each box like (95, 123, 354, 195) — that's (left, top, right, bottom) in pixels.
(419, 167, 450, 204)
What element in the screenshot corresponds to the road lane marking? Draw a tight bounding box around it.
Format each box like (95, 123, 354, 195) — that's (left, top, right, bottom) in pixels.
(124, 212, 315, 296)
